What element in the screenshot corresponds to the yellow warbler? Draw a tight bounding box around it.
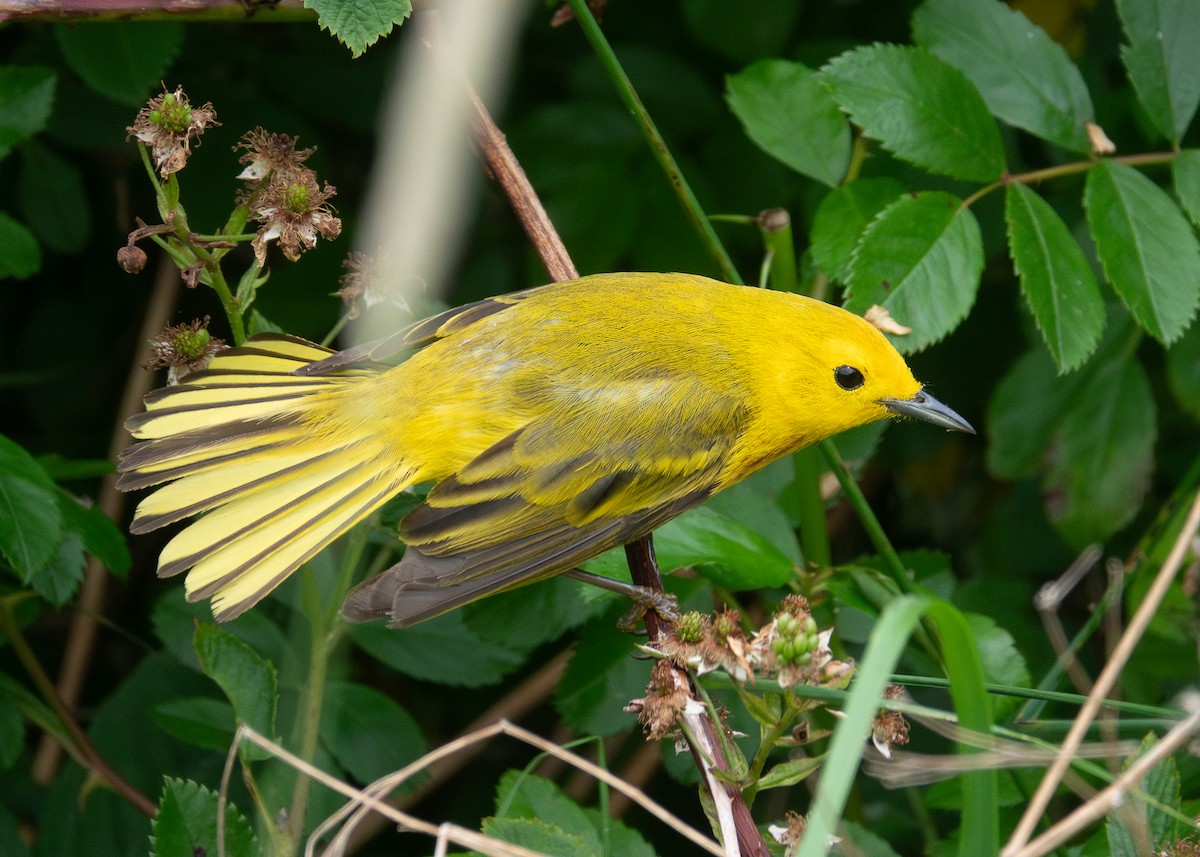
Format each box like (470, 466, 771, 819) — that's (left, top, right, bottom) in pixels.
(118, 272, 972, 626)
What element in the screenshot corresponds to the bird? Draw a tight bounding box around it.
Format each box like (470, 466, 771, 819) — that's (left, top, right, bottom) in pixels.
(118, 272, 973, 627)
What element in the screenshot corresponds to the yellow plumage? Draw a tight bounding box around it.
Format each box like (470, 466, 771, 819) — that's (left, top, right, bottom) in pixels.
(119, 272, 970, 625)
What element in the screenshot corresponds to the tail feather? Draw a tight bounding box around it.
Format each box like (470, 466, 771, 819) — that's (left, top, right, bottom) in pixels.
(119, 334, 416, 620)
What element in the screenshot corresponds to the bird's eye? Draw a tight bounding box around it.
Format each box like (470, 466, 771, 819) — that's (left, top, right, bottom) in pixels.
(834, 365, 865, 391)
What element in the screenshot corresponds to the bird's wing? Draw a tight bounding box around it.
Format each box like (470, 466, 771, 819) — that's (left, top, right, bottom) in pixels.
(295, 285, 551, 374)
(342, 372, 750, 626)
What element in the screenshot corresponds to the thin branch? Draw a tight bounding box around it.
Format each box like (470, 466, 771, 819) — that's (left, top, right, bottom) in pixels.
(1002, 489, 1200, 855)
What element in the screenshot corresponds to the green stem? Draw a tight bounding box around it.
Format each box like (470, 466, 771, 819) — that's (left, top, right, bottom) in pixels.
(819, 439, 911, 593)
(960, 150, 1177, 210)
(792, 448, 832, 570)
(743, 695, 801, 805)
(565, 0, 741, 285)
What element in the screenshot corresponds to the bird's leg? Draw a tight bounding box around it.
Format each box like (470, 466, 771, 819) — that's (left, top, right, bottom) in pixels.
(564, 567, 680, 634)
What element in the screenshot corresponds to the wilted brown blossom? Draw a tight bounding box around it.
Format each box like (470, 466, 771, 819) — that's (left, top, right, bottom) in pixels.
(767, 811, 807, 854)
(127, 86, 218, 178)
(627, 660, 700, 741)
(235, 128, 342, 266)
(870, 684, 911, 759)
(337, 250, 375, 319)
(117, 244, 148, 274)
(145, 317, 226, 384)
(1160, 836, 1200, 857)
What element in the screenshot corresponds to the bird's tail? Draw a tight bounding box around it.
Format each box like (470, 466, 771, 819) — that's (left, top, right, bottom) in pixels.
(118, 334, 416, 620)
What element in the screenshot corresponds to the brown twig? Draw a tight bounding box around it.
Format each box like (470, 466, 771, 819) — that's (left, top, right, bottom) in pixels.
(0, 601, 156, 817)
(0, 0, 312, 23)
(32, 252, 179, 785)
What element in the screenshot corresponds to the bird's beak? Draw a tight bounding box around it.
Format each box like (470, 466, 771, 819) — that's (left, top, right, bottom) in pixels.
(879, 390, 975, 434)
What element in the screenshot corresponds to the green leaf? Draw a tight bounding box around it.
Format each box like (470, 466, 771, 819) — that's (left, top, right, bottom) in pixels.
(1166, 322, 1200, 421)
(18, 141, 91, 254)
(151, 777, 261, 857)
(1046, 354, 1156, 546)
(495, 771, 601, 852)
(193, 623, 278, 760)
(151, 697, 236, 753)
(555, 614, 649, 736)
(31, 530, 85, 605)
(319, 680, 427, 786)
(478, 817, 592, 857)
(0, 434, 62, 580)
(305, 0, 413, 58)
(757, 755, 824, 791)
(1084, 160, 1200, 344)
(1117, 0, 1200, 144)
(912, 0, 1093, 152)
(963, 613, 1029, 719)
(844, 191, 984, 353)
(820, 44, 1005, 182)
(1005, 182, 1105, 371)
(55, 23, 183, 106)
(348, 609, 526, 688)
(810, 178, 906, 283)
(465, 575, 607, 653)
(726, 59, 850, 186)
(0, 212, 41, 280)
(1173, 149, 1200, 227)
(57, 493, 130, 578)
(0, 66, 56, 161)
(581, 505, 794, 590)
(1106, 733, 1182, 855)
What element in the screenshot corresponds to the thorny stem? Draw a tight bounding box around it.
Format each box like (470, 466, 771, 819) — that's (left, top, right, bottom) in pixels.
(564, 0, 741, 285)
(0, 598, 156, 818)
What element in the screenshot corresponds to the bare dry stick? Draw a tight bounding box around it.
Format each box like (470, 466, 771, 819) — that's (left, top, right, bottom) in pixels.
(1010, 707, 1200, 857)
(32, 253, 180, 784)
(1002, 490, 1200, 855)
(282, 719, 725, 857)
(340, 649, 571, 852)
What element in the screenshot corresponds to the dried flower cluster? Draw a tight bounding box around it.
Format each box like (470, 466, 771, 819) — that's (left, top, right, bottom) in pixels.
(632, 597, 861, 742)
(145, 317, 226, 384)
(767, 811, 807, 854)
(1161, 837, 1200, 857)
(870, 684, 911, 759)
(236, 128, 342, 266)
(127, 86, 218, 178)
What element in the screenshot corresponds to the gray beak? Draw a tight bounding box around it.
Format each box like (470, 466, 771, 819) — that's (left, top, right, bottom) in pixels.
(880, 390, 975, 434)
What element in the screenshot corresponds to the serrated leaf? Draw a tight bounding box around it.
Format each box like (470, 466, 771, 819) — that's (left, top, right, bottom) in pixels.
(55, 23, 183, 106)
(844, 191, 983, 353)
(17, 141, 90, 254)
(1172, 149, 1200, 227)
(193, 623, 278, 760)
(0, 435, 62, 579)
(478, 817, 592, 857)
(1046, 354, 1155, 546)
(1166, 321, 1200, 420)
(495, 772, 601, 852)
(57, 492, 130, 578)
(319, 681, 426, 785)
(1005, 183, 1105, 371)
(151, 697, 236, 752)
(726, 59, 850, 186)
(810, 179, 906, 283)
(912, 0, 1094, 152)
(151, 777, 261, 857)
(348, 609, 526, 688)
(1106, 733, 1182, 855)
(964, 613, 1029, 719)
(31, 529, 85, 605)
(757, 755, 824, 791)
(1117, 0, 1200, 144)
(555, 615, 649, 737)
(820, 44, 1004, 181)
(0, 212, 41, 280)
(0, 66, 55, 161)
(1085, 160, 1200, 344)
(305, 0, 413, 58)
